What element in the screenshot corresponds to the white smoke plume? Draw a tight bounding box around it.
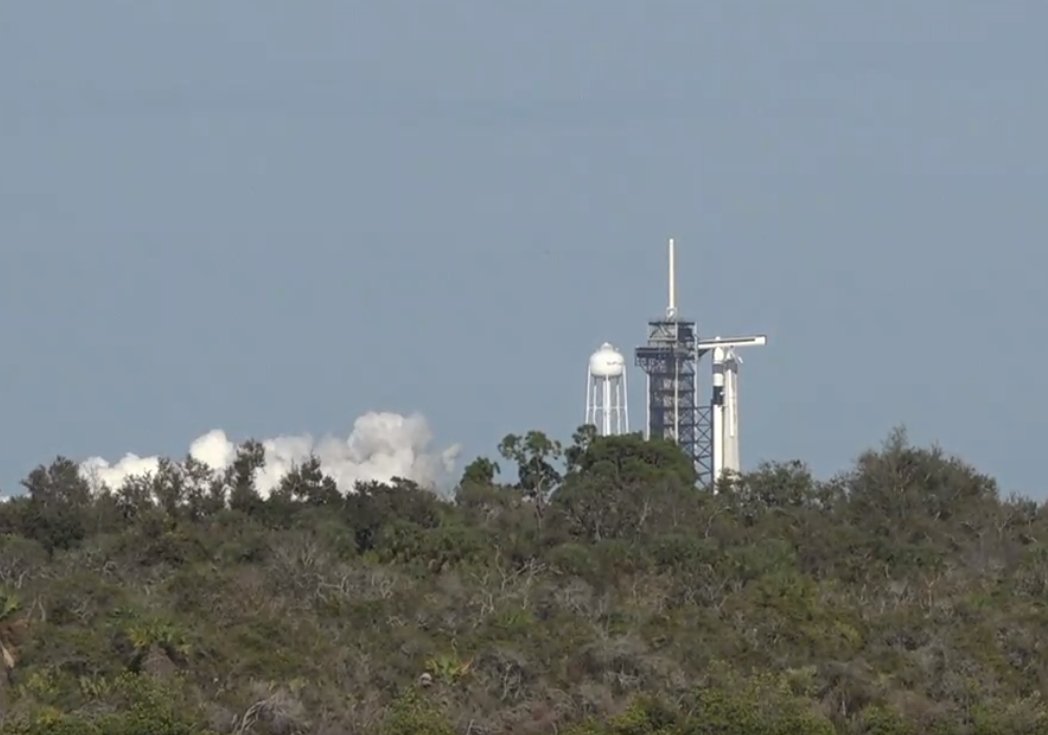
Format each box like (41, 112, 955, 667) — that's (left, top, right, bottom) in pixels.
(78, 411, 462, 497)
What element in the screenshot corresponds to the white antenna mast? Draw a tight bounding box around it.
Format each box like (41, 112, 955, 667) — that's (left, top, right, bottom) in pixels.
(666, 237, 677, 320)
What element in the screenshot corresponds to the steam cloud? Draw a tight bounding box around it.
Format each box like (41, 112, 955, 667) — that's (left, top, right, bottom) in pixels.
(78, 411, 462, 497)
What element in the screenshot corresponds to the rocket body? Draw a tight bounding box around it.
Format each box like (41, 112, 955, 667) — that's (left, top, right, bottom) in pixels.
(722, 350, 741, 476)
(711, 347, 726, 486)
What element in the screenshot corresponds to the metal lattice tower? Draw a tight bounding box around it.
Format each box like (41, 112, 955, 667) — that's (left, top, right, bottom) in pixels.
(634, 238, 714, 487)
(635, 317, 714, 486)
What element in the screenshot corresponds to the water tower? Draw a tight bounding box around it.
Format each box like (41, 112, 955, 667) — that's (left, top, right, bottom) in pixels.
(585, 342, 629, 436)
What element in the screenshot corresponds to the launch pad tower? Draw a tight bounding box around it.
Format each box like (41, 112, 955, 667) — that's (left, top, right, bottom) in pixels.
(634, 239, 714, 485)
(634, 238, 767, 488)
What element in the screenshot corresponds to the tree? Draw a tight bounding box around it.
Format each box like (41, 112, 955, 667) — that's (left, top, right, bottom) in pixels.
(0, 425, 1041, 735)
(21, 456, 92, 509)
(115, 474, 155, 522)
(345, 477, 446, 553)
(152, 458, 187, 517)
(276, 455, 340, 507)
(551, 433, 699, 542)
(563, 424, 598, 474)
(19, 457, 93, 555)
(180, 455, 222, 519)
(562, 432, 695, 488)
(227, 440, 266, 514)
(459, 457, 501, 487)
(497, 430, 563, 499)
(0, 587, 22, 674)
(843, 426, 999, 548)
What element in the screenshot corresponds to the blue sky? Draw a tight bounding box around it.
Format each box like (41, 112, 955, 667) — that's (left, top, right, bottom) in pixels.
(1, 2, 1045, 497)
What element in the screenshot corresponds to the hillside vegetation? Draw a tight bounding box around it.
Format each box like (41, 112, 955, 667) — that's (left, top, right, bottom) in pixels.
(0, 426, 1045, 734)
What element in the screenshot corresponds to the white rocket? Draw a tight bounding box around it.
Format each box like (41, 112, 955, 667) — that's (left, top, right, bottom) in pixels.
(698, 334, 767, 485)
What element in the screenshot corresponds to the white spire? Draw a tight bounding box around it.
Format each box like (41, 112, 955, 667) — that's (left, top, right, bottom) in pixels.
(666, 237, 677, 319)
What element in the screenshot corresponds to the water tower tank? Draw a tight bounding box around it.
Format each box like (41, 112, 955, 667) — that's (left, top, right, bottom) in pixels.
(589, 342, 625, 378)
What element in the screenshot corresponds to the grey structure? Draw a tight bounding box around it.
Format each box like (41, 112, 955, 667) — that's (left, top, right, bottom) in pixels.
(634, 316, 714, 487)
